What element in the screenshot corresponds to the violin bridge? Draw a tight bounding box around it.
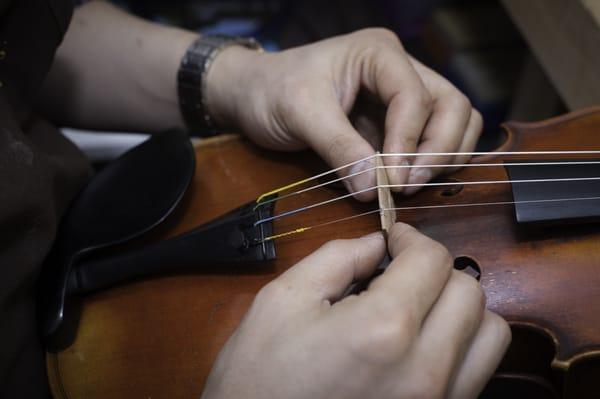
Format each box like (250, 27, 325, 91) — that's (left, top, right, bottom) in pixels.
(376, 153, 397, 233)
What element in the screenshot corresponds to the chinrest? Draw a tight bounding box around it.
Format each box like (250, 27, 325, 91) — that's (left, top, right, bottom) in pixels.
(39, 129, 195, 346)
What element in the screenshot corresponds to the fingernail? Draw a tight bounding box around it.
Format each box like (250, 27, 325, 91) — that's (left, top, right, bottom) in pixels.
(388, 158, 410, 192)
(345, 159, 376, 195)
(404, 167, 432, 196)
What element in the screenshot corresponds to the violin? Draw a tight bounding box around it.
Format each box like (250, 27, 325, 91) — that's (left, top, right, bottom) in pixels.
(45, 107, 600, 398)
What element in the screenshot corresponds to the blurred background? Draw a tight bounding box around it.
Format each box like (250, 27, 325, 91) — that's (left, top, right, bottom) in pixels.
(112, 0, 570, 129)
(73, 0, 600, 160)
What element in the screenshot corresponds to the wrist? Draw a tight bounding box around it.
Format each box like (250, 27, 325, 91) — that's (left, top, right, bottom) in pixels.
(204, 45, 265, 132)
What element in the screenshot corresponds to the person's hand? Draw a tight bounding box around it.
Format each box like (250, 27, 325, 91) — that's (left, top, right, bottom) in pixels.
(206, 28, 483, 200)
(200, 223, 510, 399)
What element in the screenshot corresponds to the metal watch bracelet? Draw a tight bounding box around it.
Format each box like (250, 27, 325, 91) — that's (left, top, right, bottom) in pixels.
(177, 34, 263, 137)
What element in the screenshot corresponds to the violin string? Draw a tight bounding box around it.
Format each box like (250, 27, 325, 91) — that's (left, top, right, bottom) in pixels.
(255, 150, 600, 205)
(255, 152, 377, 205)
(259, 209, 381, 242)
(255, 160, 600, 208)
(376, 150, 600, 157)
(254, 176, 600, 227)
(259, 195, 600, 243)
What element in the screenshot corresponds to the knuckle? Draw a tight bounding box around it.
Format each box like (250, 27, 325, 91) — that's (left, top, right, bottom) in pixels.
(318, 238, 366, 270)
(454, 270, 486, 308)
(400, 134, 419, 152)
(350, 314, 415, 364)
(359, 27, 401, 46)
(399, 85, 433, 114)
(320, 238, 347, 254)
(447, 91, 471, 112)
(429, 240, 453, 264)
(389, 222, 416, 238)
(325, 133, 354, 166)
(417, 89, 434, 112)
(254, 279, 289, 306)
(471, 108, 484, 129)
(488, 311, 512, 346)
(418, 240, 453, 274)
(372, 319, 408, 349)
(388, 223, 419, 251)
(452, 155, 470, 166)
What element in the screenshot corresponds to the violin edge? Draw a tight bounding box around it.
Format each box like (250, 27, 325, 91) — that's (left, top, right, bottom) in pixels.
(502, 105, 600, 131)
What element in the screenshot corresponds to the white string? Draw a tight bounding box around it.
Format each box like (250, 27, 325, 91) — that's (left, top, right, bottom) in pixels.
(259, 195, 600, 243)
(382, 195, 600, 212)
(255, 176, 600, 226)
(259, 151, 600, 204)
(378, 150, 600, 157)
(256, 160, 600, 207)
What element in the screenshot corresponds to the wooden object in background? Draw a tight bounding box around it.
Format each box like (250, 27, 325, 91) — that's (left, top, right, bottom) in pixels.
(502, 0, 600, 110)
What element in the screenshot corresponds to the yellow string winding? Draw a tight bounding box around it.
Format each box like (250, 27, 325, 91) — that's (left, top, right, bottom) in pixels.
(255, 177, 312, 205)
(261, 227, 312, 242)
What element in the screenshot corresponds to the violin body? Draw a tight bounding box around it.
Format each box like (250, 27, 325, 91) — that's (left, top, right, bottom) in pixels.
(47, 108, 600, 398)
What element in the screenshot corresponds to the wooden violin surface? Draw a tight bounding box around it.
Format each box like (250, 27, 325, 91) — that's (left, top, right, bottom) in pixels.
(47, 107, 600, 398)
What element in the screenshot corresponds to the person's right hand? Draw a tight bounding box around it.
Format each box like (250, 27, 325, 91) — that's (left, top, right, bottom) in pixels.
(206, 29, 482, 201)
(201, 223, 511, 399)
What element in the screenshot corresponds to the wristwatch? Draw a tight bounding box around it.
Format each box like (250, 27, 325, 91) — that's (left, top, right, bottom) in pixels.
(177, 34, 263, 137)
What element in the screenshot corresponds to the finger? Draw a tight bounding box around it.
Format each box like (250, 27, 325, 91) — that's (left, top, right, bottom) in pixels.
(447, 311, 511, 399)
(409, 270, 486, 394)
(450, 108, 484, 168)
(378, 65, 433, 192)
(402, 64, 473, 195)
(352, 30, 433, 191)
(349, 95, 386, 151)
(275, 232, 387, 305)
(382, 86, 433, 193)
(358, 223, 453, 328)
(403, 95, 471, 196)
(293, 92, 379, 201)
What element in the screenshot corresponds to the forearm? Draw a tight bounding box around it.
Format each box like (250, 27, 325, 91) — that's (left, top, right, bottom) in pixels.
(38, 1, 198, 133)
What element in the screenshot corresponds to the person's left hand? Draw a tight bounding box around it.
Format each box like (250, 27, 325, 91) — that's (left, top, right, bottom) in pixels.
(206, 28, 482, 200)
(201, 224, 510, 399)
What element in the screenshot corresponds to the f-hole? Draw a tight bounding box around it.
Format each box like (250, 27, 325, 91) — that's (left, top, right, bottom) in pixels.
(454, 256, 481, 281)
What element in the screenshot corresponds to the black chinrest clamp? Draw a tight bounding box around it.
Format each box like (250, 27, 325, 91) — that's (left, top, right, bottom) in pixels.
(68, 196, 277, 296)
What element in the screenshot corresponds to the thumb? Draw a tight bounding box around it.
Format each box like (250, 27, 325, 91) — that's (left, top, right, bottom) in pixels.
(292, 95, 378, 201)
(277, 232, 387, 304)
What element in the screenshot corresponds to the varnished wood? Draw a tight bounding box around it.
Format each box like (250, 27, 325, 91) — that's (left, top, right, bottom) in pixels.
(48, 107, 600, 398)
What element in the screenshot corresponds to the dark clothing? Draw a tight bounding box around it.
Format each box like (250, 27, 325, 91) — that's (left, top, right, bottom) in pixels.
(0, 0, 90, 397)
